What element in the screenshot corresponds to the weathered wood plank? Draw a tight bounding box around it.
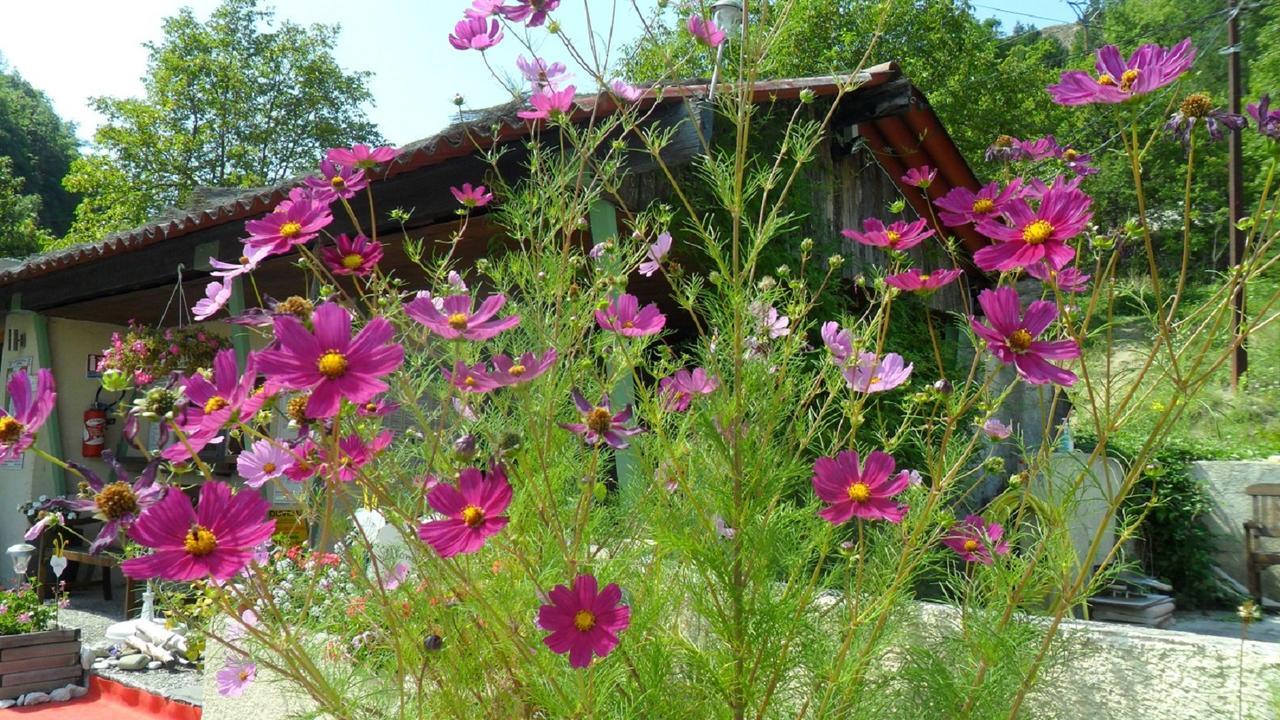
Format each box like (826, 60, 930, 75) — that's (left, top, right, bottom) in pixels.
(1, 664, 83, 687)
(0, 676, 84, 700)
(0, 628, 78, 649)
(0, 652, 77, 674)
(0, 641, 81, 661)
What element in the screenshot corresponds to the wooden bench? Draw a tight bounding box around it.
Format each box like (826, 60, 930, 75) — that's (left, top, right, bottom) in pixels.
(1244, 483, 1280, 600)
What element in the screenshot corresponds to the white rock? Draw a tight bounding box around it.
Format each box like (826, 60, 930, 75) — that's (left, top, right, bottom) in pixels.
(0, 699, 15, 709)
(92, 660, 109, 670)
(66, 685, 88, 698)
(117, 654, 148, 671)
(19, 691, 50, 706)
(105, 657, 119, 666)
(49, 688, 71, 702)
(147, 661, 162, 670)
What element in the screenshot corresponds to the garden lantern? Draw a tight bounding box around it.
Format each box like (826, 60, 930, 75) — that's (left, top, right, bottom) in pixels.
(6, 543, 35, 576)
(711, 0, 743, 31)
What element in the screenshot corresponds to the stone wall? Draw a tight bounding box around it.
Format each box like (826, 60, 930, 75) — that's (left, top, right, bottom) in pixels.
(1196, 460, 1280, 599)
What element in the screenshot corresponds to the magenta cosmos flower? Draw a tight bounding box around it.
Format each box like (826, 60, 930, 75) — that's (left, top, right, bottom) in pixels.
(406, 292, 520, 341)
(164, 349, 267, 462)
(216, 658, 257, 697)
(1248, 95, 1280, 140)
(638, 232, 672, 277)
(821, 321, 854, 366)
(943, 515, 1010, 564)
(449, 16, 503, 50)
(418, 466, 512, 558)
(901, 165, 936, 188)
(1027, 262, 1090, 293)
(812, 450, 910, 524)
(193, 279, 232, 321)
(450, 183, 493, 208)
(659, 368, 718, 412)
(1048, 38, 1195, 106)
(519, 86, 576, 120)
(55, 454, 165, 553)
(841, 218, 933, 252)
(320, 431, 392, 483)
(885, 267, 963, 294)
(935, 180, 1022, 228)
(256, 301, 405, 418)
(686, 14, 726, 48)
(562, 391, 643, 449)
(304, 158, 367, 202)
(443, 360, 503, 394)
(491, 349, 557, 386)
(610, 79, 644, 103)
(1013, 135, 1059, 161)
(517, 56, 570, 90)
(843, 352, 912, 393)
(236, 440, 294, 489)
(538, 574, 631, 669)
(1056, 146, 1097, 176)
(321, 234, 383, 277)
(981, 418, 1012, 440)
(122, 481, 274, 582)
(974, 180, 1091, 272)
(244, 188, 333, 259)
(970, 287, 1080, 387)
(501, 0, 560, 27)
(326, 144, 396, 171)
(596, 293, 666, 337)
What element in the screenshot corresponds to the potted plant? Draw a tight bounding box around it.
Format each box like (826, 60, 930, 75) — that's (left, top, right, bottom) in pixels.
(98, 322, 230, 389)
(0, 584, 82, 700)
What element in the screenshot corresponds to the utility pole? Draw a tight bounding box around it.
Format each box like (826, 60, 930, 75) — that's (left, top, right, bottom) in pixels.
(1227, 0, 1247, 389)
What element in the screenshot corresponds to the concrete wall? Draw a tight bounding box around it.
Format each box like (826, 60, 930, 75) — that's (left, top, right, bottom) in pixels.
(1198, 460, 1280, 599)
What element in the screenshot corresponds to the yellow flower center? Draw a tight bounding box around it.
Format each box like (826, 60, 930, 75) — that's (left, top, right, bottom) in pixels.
(461, 505, 485, 528)
(330, 175, 346, 188)
(573, 609, 597, 632)
(287, 394, 311, 424)
(1097, 73, 1116, 87)
(262, 463, 277, 474)
(509, 364, 527, 377)
(0, 416, 24, 444)
(447, 313, 469, 330)
(203, 396, 229, 414)
(1180, 92, 1213, 119)
(963, 539, 980, 552)
(1062, 149, 1078, 162)
(317, 351, 349, 379)
(1008, 328, 1034, 353)
(1022, 220, 1054, 245)
(238, 255, 251, 265)
(279, 221, 303, 239)
(847, 483, 871, 503)
(971, 198, 995, 215)
(276, 296, 314, 320)
(1120, 68, 1140, 91)
(587, 407, 613, 434)
(464, 375, 477, 387)
(622, 320, 635, 329)
(184, 525, 218, 557)
(918, 274, 931, 283)
(342, 253, 365, 270)
(95, 482, 139, 521)
(238, 670, 251, 682)
(886, 230, 901, 246)
(869, 376, 882, 386)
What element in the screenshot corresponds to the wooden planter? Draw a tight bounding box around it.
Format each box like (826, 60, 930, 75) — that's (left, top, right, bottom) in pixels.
(0, 628, 83, 699)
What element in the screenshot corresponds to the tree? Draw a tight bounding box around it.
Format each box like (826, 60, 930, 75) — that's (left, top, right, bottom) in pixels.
(58, 0, 382, 248)
(0, 59, 79, 237)
(0, 156, 53, 257)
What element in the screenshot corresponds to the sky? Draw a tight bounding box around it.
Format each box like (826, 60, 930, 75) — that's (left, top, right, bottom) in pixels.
(0, 0, 1079, 149)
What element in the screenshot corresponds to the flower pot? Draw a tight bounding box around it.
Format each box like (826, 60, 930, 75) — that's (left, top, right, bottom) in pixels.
(0, 627, 83, 699)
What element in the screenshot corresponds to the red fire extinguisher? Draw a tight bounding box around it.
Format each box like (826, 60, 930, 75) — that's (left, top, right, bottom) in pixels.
(82, 405, 106, 457)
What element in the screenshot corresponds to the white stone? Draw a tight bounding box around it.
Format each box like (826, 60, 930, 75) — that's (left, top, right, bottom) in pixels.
(147, 661, 163, 670)
(0, 699, 14, 709)
(92, 660, 109, 670)
(66, 685, 88, 698)
(117, 653, 149, 671)
(80, 645, 95, 670)
(19, 692, 50, 706)
(49, 687, 71, 702)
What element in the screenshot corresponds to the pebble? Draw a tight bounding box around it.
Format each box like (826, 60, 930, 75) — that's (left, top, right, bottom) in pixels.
(92, 660, 109, 670)
(147, 661, 163, 670)
(49, 687, 71, 702)
(19, 691, 50, 706)
(117, 654, 149, 671)
(0, 699, 14, 709)
(67, 684, 88, 699)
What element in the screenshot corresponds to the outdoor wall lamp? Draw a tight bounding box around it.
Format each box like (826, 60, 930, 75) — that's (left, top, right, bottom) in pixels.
(711, 0, 744, 30)
(7, 543, 35, 576)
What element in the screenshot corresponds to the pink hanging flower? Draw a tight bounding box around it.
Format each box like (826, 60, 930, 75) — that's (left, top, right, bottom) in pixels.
(638, 232, 672, 277)
(500, 0, 561, 27)
(901, 165, 937, 188)
(236, 441, 295, 489)
(256, 302, 405, 418)
(465, 0, 503, 19)
(1026, 262, 1091, 293)
(610, 79, 644, 103)
(244, 189, 333, 259)
(1048, 38, 1195, 106)
(885, 268, 963, 294)
(981, 418, 1012, 440)
(943, 515, 1010, 564)
(326, 145, 397, 171)
(518, 86, 577, 120)
(974, 180, 1092, 272)
(596, 293, 666, 337)
(538, 574, 630, 669)
(216, 658, 257, 697)
(418, 466, 512, 558)
(561, 391, 643, 449)
(970, 287, 1080, 387)
(193, 279, 232, 321)
(381, 561, 410, 591)
(686, 14, 726, 48)
(304, 158, 368, 202)
(491, 349, 557, 386)
(843, 352, 912, 393)
(659, 368, 718, 412)
(321, 234, 384, 277)
(405, 292, 520, 341)
(812, 450, 910, 524)
(451, 183, 494, 208)
(443, 360, 503, 394)
(935, 181, 1023, 228)
(820, 321, 854, 366)
(517, 56, 570, 90)
(841, 218, 933, 251)
(122, 481, 275, 582)
(320, 431, 392, 483)
(449, 16, 504, 51)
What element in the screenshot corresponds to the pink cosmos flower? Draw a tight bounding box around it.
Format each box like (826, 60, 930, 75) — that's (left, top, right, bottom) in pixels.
(244, 189, 333, 259)
(321, 234, 384, 277)
(283, 439, 321, 483)
(24, 511, 63, 542)
(465, 0, 503, 18)
(163, 349, 267, 462)
(256, 302, 405, 418)
(943, 515, 1010, 564)
(610, 79, 644, 103)
(1027, 262, 1091, 293)
(122, 481, 275, 582)
(1013, 135, 1060, 161)
(885, 267, 963, 293)
(193, 279, 232, 321)
(638, 232, 671, 277)
(451, 183, 493, 208)
(595, 293, 666, 337)
(517, 55, 570, 90)
(491, 349, 557, 386)
(686, 14, 726, 48)
(417, 466, 512, 558)
(356, 397, 399, 417)
(237, 441, 295, 489)
(843, 352, 912, 393)
(381, 561, 410, 591)
(820, 321, 854, 366)
(304, 158, 367, 202)
(443, 360, 503, 394)
(500, 0, 560, 27)
(326, 145, 397, 171)
(320, 431, 392, 483)
(1048, 38, 1195, 106)
(812, 450, 910, 524)
(970, 287, 1080, 387)
(538, 574, 630, 669)
(210, 254, 259, 280)
(841, 217, 933, 252)
(935, 180, 1023, 228)
(406, 292, 520, 341)
(974, 180, 1092, 272)
(518, 86, 577, 120)
(981, 418, 1012, 440)
(1056, 146, 1098, 176)
(216, 658, 257, 697)
(561, 390, 643, 449)
(53, 454, 165, 553)
(449, 16, 503, 51)
(1248, 95, 1280, 140)
(901, 165, 937, 188)
(659, 368, 718, 412)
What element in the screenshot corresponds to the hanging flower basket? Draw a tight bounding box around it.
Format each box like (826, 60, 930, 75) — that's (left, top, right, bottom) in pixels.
(97, 322, 230, 389)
